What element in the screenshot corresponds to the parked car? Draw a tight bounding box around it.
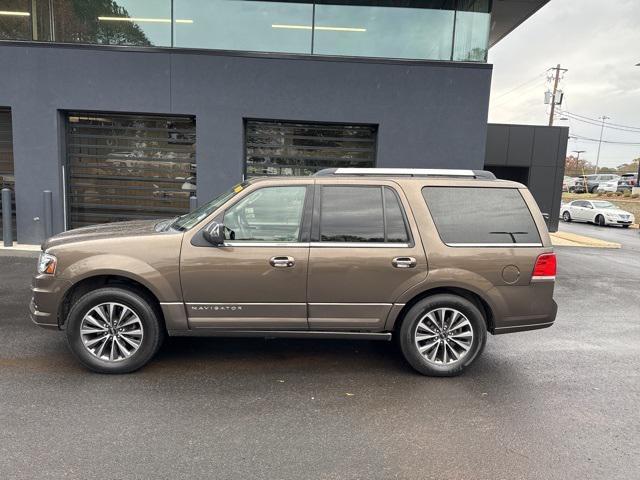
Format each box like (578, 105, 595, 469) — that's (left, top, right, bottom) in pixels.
(620, 173, 638, 186)
(596, 179, 634, 194)
(572, 174, 620, 193)
(561, 199, 635, 227)
(31, 168, 557, 377)
(563, 176, 577, 192)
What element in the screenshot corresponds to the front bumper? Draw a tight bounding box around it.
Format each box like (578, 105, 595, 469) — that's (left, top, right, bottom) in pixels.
(30, 274, 72, 330)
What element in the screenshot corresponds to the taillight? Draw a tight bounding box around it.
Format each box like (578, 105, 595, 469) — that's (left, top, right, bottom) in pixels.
(532, 253, 556, 280)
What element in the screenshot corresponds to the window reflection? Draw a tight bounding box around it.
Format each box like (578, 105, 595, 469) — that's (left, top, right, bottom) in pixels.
(174, 0, 313, 54)
(0, 0, 32, 40)
(0, 0, 492, 62)
(52, 0, 171, 46)
(453, 0, 490, 61)
(313, 3, 454, 60)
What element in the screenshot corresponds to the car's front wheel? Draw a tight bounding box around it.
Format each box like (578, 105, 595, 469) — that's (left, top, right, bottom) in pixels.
(398, 294, 487, 377)
(65, 287, 164, 374)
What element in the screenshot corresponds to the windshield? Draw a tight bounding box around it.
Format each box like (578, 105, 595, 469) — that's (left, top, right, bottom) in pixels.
(592, 201, 615, 209)
(170, 182, 249, 231)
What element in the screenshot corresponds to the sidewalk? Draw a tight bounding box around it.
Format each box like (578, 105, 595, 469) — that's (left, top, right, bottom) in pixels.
(550, 231, 621, 249)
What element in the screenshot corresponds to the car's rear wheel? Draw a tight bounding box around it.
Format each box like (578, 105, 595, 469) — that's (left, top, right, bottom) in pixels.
(596, 214, 606, 227)
(65, 287, 164, 374)
(562, 211, 572, 222)
(398, 294, 487, 377)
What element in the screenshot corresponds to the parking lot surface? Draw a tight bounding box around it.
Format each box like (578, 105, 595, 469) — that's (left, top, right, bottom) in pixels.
(1, 228, 639, 480)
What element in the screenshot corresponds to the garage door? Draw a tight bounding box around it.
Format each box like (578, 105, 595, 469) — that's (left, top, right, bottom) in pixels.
(0, 108, 16, 240)
(245, 120, 377, 177)
(66, 112, 196, 229)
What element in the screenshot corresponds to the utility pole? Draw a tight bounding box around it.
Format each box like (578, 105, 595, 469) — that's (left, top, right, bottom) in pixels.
(572, 150, 586, 191)
(595, 115, 610, 174)
(548, 64, 568, 126)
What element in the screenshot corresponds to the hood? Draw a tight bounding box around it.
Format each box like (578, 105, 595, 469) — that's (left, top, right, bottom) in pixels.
(602, 209, 632, 216)
(42, 219, 168, 250)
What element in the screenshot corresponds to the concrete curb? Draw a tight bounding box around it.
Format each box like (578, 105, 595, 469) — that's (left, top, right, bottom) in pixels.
(550, 231, 621, 249)
(0, 243, 41, 252)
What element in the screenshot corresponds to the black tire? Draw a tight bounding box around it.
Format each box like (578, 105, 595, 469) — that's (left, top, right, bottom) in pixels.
(596, 215, 606, 227)
(569, 187, 576, 193)
(589, 186, 598, 193)
(398, 294, 487, 377)
(65, 287, 164, 374)
(622, 225, 630, 228)
(562, 211, 572, 222)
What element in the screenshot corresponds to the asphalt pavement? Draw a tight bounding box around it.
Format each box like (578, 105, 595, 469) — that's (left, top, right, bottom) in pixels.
(0, 226, 638, 479)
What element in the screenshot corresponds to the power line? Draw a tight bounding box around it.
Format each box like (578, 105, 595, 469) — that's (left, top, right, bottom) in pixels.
(490, 71, 546, 101)
(569, 133, 640, 146)
(559, 110, 640, 132)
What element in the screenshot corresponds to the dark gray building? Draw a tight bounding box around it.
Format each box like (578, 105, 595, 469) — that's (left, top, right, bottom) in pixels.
(0, 0, 561, 244)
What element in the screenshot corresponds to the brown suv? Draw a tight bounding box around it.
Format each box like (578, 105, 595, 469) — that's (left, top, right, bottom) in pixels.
(31, 168, 557, 376)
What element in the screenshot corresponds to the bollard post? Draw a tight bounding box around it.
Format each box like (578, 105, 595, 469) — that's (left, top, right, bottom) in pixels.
(2, 188, 12, 247)
(43, 190, 53, 239)
(189, 196, 198, 212)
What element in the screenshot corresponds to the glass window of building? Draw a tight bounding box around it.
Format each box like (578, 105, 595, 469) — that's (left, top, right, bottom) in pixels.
(65, 112, 196, 228)
(245, 120, 377, 177)
(452, 0, 491, 61)
(174, 0, 313, 54)
(0, 0, 32, 40)
(313, 1, 455, 60)
(52, 0, 171, 46)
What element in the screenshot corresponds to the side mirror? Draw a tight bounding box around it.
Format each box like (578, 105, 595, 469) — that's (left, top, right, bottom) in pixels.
(202, 221, 225, 246)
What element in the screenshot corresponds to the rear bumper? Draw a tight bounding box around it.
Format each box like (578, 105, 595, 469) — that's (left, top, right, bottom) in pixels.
(492, 300, 557, 334)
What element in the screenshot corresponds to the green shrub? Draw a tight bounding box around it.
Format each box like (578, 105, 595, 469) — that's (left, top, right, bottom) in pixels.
(623, 190, 631, 197)
(606, 192, 613, 197)
(632, 193, 640, 199)
(596, 191, 603, 196)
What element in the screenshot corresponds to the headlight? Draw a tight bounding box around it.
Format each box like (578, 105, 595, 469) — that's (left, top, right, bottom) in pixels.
(37, 252, 57, 275)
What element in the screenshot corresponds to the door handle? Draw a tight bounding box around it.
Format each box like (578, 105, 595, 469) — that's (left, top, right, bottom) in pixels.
(270, 256, 295, 268)
(392, 257, 416, 268)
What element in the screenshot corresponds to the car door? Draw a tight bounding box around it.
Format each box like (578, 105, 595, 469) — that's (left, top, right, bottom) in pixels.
(570, 201, 585, 221)
(306, 180, 427, 331)
(180, 180, 312, 330)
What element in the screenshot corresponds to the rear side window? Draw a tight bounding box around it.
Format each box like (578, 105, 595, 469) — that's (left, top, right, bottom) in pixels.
(319, 186, 409, 243)
(422, 187, 541, 245)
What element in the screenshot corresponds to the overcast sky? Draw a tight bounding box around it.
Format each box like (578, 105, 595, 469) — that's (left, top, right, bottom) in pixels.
(488, 0, 640, 168)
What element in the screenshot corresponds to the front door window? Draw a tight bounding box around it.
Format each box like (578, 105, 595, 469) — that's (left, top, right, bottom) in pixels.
(223, 186, 307, 242)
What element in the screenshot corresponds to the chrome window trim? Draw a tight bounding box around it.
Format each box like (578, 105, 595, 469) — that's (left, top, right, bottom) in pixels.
(222, 242, 310, 247)
(216, 241, 411, 248)
(446, 243, 543, 248)
(310, 242, 410, 248)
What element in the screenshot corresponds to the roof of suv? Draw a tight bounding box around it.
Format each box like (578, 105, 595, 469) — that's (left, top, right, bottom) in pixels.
(246, 168, 526, 189)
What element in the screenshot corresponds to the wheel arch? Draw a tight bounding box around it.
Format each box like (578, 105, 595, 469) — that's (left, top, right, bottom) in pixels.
(57, 274, 165, 330)
(389, 287, 495, 334)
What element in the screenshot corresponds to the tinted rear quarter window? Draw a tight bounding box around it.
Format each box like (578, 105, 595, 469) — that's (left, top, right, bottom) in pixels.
(422, 187, 541, 245)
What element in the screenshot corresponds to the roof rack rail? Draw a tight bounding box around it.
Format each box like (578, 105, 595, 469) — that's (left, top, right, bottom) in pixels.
(313, 168, 496, 180)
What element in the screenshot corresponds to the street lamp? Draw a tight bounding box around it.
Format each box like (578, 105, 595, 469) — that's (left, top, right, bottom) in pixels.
(594, 115, 609, 174)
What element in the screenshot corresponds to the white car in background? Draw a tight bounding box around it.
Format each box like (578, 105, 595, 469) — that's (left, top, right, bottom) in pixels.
(596, 179, 621, 193)
(561, 200, 635, 227)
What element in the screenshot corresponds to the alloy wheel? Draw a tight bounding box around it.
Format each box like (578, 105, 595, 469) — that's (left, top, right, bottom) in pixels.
(80, 302, 144, 362)
(414, 308, 474, 365)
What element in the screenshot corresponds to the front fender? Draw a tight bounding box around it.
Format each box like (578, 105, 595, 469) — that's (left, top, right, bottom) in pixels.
(58, 254, 182, 302)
